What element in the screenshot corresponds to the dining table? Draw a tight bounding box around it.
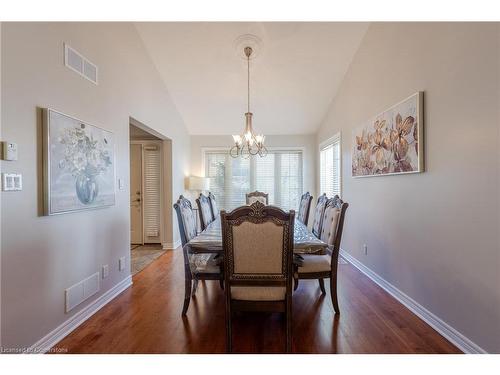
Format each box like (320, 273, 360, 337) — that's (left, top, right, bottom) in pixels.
(186, 216, 329, 255)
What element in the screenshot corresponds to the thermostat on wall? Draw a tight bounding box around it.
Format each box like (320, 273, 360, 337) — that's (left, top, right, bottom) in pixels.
(2, 142, 18, 161)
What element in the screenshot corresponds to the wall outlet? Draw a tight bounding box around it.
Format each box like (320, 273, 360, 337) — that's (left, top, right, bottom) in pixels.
(363, 244, 368, 255)
(119, 257, 126, 271)
(102, 264, 109, 279)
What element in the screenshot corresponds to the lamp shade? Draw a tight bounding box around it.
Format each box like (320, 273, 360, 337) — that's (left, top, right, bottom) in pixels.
(187, 176, 209, 191)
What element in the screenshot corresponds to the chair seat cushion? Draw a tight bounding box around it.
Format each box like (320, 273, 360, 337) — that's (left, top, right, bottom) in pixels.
(298, 254, 331, 273)
(189, 253, 221, 274)
(231, 286, 286, 301)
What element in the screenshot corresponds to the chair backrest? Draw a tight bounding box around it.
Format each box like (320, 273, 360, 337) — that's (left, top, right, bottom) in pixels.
(297, 192, 313, 226)
(246, 191, 269, 205)
(196, 193, 213, 231)
(173, 195, 197, 247)
(221, 201, 294, 292)
(208, 191, 218, 221)
(320, 195, 349, 253)
(311, 193, 328, 238)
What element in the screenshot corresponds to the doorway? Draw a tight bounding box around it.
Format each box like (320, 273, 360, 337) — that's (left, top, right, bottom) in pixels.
(129, 120, 172, 275)
(130, 143, 143, 244)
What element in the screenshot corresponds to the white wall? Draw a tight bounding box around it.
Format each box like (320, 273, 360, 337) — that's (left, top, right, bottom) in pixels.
(0, 21, 3, 349)
(190, 134, 317, 216)
(497, 25, 500, 342)
(0, 22, 190, 349)
(317, 22, 500, 353)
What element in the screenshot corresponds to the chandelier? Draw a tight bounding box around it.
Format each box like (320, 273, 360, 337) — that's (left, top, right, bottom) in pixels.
(230, 46, 267, 158)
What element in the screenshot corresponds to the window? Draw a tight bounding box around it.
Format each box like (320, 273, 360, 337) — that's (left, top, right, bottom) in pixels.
(204, 150, 303, 211)
(320, 134, 341, 197)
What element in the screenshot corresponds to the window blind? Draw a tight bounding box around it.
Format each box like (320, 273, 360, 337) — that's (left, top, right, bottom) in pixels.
(205, 150, 303, 211)
(320, 134, 341, 197)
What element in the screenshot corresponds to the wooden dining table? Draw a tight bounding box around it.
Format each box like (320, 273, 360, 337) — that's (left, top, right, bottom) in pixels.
(186, 216, 328, 255)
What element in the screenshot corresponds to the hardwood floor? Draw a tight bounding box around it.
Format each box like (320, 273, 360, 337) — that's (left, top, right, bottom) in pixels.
(54, 249, 461, 354)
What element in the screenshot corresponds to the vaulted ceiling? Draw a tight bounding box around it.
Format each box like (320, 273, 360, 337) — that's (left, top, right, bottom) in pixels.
(135, 22, 369, 135)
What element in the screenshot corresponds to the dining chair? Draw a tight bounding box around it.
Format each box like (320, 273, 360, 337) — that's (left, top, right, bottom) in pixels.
(245, 190, 269, 205)
(174, 195, 223, 316)
(208, 191, 218, 221)
(293, 195, 348, 314)
(221, 201, 295, 353)
(297, 192, 313, 226)
(311, 193, 328, 238)
(196, 193, 214, 231)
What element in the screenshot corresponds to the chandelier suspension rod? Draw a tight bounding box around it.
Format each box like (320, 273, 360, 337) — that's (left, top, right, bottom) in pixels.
(247, 48, 250, 113)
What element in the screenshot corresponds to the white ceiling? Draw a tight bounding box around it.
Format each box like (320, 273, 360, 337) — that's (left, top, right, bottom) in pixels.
(135, 22, 369, 135)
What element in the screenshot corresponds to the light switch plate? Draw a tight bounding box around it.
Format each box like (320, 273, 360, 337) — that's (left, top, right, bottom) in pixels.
(2, 173, 22, 191)
(119, 257, 126, 271)
(102, 264, 109, 279)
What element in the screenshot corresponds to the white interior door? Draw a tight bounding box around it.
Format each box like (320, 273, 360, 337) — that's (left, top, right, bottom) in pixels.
(143, 145, 161, 243)
(130, 144, 143, 244)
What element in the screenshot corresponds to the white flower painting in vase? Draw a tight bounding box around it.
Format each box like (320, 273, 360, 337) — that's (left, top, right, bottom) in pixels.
(43, 109, 115, 215)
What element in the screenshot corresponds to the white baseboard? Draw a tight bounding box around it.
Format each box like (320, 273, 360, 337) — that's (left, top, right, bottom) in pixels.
(163, 239, 181, 250)
(27, 275, 133, 354)
(340, 249, 487, 354)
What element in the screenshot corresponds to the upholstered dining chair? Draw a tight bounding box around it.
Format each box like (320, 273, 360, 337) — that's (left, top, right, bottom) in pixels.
(297, 192, 313, 226)
(196, 193, 214, 231)
(208, 191, 218, 222)
(245, 190, 269, 205)
(174, 195, 223, 316)
(311, 193, 328, 238)
(293, 195, 348, 314)
(221, 201, 295, 353)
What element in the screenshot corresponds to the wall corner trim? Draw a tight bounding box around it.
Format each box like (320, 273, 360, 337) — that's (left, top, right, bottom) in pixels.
(26, 275, 133, 354)
(340, 249, 487, 354)
(163, 239, 181, 250)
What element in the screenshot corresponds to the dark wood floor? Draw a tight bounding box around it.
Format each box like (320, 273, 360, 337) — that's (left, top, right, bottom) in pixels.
(54, 249, 461, 354)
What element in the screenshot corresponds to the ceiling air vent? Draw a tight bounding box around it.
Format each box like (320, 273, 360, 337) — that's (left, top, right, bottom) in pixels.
(64, 43, 98, 85)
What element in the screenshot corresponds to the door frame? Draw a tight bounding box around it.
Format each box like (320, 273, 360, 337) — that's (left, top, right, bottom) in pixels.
(130, 142, 144, 245)
(129, 116, 174, 250)
(130, 139, 164, 245)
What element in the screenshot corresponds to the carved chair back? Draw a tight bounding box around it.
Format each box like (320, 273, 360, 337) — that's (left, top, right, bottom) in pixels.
(173, 195, 197, 247)
(196, 193, 214, 231)
(221, 201, 294, 292)
(311, 193, 328, 238)
(245, 191, 269, 205)
(208, 191, 218, 221)
(320, 195, 349, 255)
(297, 192, 313, 226)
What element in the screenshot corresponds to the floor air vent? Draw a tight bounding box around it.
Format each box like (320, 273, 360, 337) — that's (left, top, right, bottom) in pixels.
(64, 43, 98, 84)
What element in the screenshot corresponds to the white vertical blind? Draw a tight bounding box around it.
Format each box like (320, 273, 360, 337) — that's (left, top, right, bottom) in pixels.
(254, 153, 275, 205)
(143, 146, 161, 239)
(278, 152, 303, 210)
(320, 134, 341, 197)
(205, 150, 303, 211)
(205, 152, 226, 210)
(227, 156, 251, 209)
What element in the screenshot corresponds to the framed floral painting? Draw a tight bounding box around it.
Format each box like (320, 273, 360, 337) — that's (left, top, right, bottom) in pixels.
(352, 92, 424, 178)
(43, 109, 115, 215)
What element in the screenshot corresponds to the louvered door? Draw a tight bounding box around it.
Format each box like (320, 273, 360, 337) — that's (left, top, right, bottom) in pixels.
(143, 145, 161, 243)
